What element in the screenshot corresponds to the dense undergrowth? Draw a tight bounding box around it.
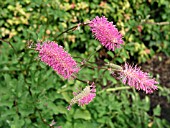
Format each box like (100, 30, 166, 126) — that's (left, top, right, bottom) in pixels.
(0, 0, 170, 128)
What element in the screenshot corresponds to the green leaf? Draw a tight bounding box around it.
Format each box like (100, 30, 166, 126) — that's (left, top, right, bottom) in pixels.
(62, 92, 71, 102)
(74, 109, 91, 120)
(107, 51, 114, 58)
(153, 105, 161, 116)
(103, 77, 107, 86)
(54, 105, 67, 115)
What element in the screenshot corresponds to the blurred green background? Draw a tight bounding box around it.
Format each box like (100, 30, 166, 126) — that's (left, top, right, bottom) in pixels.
(0, 0, 170, 128)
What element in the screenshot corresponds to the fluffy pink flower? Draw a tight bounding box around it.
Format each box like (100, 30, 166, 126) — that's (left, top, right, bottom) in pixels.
(118, 63, 158, 94)
(89, 16, 123, 51)
(67, 82, 96, 110)
(36, 41, 80, 79)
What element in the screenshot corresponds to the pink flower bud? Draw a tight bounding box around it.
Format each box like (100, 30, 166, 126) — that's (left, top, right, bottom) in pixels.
(67, 82, 96, 110)
(36, 41, 80, 79)
(89, 16, 124, 51)
(118, 63, 158, 94)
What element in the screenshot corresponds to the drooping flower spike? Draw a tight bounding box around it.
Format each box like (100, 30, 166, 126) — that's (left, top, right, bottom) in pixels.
(89, 16, 124, 51)
(36, 41, 80, 79)
(117, 63, 158, 94)
(67, 82, 96, 110)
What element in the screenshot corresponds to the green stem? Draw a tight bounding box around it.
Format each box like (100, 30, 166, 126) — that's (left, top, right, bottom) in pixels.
(83, 64, 109, 70)
(98, 86, 131, 94)
(85, 45, 101, 62)
(141, 21, 170, 25)
(0, 69, 24, 72)
(106, 86, 131, 92)
(0, 38, 17, 54)
(75, 78, 88, 84)
(36, 108, 54, 128)
(56, 22, 89, 38)
(78, 46, 101, 70)
(105, 62, 122, 71)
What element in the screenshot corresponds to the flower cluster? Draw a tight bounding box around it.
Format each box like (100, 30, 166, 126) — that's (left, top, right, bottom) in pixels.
(35, 16, 158, 110)
(67, 82, 96, 110)
(118, 63, 158, 94)
(36, 41, 80, 79)
(89, 16, 124, 51)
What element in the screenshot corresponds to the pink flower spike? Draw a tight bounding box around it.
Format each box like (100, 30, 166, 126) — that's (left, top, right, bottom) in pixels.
(36, 41, 80, 79)
(89, 16, 124, 51)
(118, 63, 158, 94)
(67, 82, 96, 110)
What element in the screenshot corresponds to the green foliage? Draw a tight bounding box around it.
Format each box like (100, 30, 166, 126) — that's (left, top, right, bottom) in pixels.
(0, 0, 170, 128)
